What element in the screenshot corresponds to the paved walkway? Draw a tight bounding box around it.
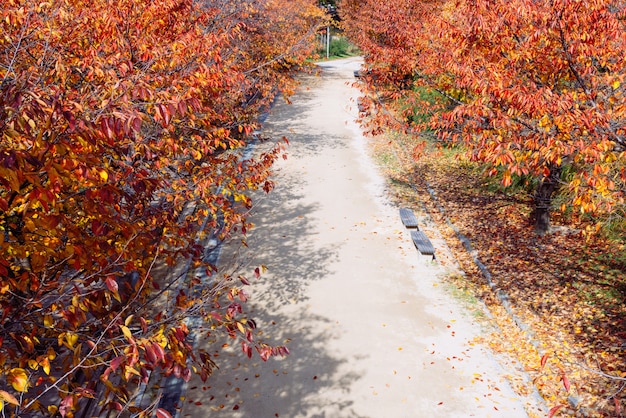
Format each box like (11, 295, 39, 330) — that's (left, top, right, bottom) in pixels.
(182, 58, 531, 418)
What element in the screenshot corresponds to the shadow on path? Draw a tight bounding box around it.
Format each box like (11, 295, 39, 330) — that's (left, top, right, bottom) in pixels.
(181, 57, 534, 418)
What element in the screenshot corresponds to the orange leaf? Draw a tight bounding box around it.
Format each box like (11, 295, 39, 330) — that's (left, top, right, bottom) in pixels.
(7, 368, 29, 392)
(0, 390, 19, 406)
(540, 353, 549, 369)
(40, 357, 50, 375)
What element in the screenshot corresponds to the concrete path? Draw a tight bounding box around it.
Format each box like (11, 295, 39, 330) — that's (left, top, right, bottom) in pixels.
(181, 58, 531, 418)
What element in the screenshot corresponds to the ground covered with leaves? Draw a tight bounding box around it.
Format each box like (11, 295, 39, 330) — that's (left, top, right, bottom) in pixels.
(368, 131, 626, 417)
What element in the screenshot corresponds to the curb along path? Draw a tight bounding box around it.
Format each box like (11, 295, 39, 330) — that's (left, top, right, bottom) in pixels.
(181, 58, 536, 417)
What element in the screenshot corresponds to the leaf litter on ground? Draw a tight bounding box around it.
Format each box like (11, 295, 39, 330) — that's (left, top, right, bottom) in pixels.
(367, 129, 626, 417)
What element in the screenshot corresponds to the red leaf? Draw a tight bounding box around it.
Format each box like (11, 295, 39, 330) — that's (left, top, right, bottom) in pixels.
(158, 104, 171, 126)
(105, 276, 118, 294)
(145, 344, 157, 364)
(140, 317, 148, 333)
(110, 356, 124, 372)
(182, 367, 191, 382)
(242, 341, 252, 358)
(156, 408, 172, 418)
(562, 373, 570, 392)
(548, 404, 563, 418)
(152, 342, 165, 362)
(254, 267, 260, 279)
(91, 219, 107, 236)
(100, 118, 114, 139)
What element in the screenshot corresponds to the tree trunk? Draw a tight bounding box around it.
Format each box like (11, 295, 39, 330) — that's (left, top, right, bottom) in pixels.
(533, 165, 562, 235)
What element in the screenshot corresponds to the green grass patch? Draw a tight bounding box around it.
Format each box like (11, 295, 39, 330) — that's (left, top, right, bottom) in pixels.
(317, 36, 361, 59)
(402, 86, 446, 126)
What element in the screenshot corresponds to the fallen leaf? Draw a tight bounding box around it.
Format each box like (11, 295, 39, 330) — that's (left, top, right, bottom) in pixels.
(548, 404, 563, 418)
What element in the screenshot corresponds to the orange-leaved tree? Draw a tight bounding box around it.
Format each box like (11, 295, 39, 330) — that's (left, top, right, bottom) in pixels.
(340, 0, 444, 135)
(0, 0, 325, 416)
(428, 0, 626, 234)
(342, 0, 626, 235)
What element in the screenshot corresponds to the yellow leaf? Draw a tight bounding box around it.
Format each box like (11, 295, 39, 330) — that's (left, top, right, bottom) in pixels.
(538, 114, 550, 128)
(124, 315, 134, 327)
(7, 368, 29, 392)
(27, 359, 39, 371)
(99, 170, 109, 182)
(65, 333, 78, 348)
(612, 80, 620, 90)
(120, 325, 133, 341)
(124, 365, 141, 379)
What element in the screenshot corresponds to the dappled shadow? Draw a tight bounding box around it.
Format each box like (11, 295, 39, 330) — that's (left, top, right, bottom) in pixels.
(185, 201, 367, 416)
(245, 184, 340, 310)
(182, 307, 369, 418)
(179, 60, 370, 418)
(177, 167, 367, 417)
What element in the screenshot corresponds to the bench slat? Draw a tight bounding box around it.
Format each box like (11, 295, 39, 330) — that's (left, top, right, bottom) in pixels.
(410, 230, 435, 256)
(399, 208, 419, 229)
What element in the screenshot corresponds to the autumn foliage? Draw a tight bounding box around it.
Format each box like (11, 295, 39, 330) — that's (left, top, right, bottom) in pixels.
(341, 0, 626, 234)
(342, 0, 626, 415)
(0, 0, 324, 415)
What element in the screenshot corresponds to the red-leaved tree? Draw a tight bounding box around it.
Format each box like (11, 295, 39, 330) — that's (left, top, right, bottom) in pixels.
(0, 0, 325, 415)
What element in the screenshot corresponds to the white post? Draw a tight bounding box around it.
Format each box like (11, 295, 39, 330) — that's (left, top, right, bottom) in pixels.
(326, 26, 330, 59)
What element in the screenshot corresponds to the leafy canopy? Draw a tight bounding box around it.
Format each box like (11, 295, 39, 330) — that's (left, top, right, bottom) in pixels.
(0, 0, 325, 416)
(341, 0, 626, 231)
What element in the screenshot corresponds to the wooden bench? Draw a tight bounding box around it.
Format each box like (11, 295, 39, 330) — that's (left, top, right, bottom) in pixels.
(410, 230, 435, 257)
(399, 208, 420, 229)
